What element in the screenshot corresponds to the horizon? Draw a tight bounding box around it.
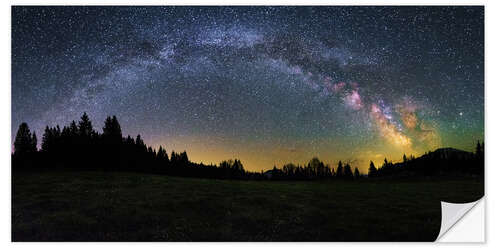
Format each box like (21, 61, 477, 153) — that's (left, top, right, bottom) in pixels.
(12, 114, 481, 174)
(12, 6, 484, 173)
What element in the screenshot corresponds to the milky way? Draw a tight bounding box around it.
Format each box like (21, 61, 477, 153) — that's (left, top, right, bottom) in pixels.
(12, 6, 484, 172)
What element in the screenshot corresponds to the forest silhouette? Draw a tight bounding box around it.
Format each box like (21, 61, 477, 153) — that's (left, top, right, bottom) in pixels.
(12, 113, 484, 180)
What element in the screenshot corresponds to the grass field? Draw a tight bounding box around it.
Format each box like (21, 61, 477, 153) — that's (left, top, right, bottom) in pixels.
(12, 170, 483, 241)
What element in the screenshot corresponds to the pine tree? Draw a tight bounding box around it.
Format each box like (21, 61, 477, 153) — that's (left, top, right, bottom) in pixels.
(31, 132, 37, 152)
(14, 123, 35, 155)
(180, 151, 189, 165)
(103, 115, 122, 143)
(78, 112, 93, 137)
(41, 126, 52, 152)
(157, 146, 168, 161)
(111, 116, 122, 137)
(368, 161, 377, 177)
(103, 116, 113, 135)
(125, 135, 134, 145)
(336, 161, 344, 178)
(354, 167, 360, 179)
(135, 134, 146, 151)
(69, 121, 78, 136)
(344, 163, 353, 179)
(170, 151, 177, 163)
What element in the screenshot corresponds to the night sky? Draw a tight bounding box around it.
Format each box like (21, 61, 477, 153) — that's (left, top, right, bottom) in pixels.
(12, 6, 484, 172)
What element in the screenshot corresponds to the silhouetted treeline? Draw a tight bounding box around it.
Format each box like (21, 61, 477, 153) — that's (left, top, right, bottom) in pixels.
(12, 113, 257, 180)
(262, 158, 362, 180)
(12, 113, 484, 180)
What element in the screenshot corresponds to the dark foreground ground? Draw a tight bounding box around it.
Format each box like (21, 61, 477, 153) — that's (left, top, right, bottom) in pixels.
(12, 170, 483, 241)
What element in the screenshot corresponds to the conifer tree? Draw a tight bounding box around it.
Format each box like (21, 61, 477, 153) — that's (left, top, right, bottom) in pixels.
(368, 161, 377, 177)
(336, 161, 343, 178)
(31, 132, 37, 152)
(354, 167, 360, 179)
(344, 163, 353, 179)
(78, 112, 93, 137)
(14, 123, 35, 155)
(41, 126, 52, 152)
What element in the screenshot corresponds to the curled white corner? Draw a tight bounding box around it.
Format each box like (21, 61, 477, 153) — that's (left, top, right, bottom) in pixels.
(436, 199, 482, 240)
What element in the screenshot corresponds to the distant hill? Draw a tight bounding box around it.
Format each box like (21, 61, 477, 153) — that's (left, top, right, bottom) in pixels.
(379, 146, 483, 178)
(423, 147, 474, 160)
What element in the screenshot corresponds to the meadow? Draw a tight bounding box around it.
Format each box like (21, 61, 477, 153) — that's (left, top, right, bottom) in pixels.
(12, 170, 483, 241)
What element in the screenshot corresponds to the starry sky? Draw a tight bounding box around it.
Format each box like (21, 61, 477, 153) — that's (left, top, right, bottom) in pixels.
(12, 6, 484, 173)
